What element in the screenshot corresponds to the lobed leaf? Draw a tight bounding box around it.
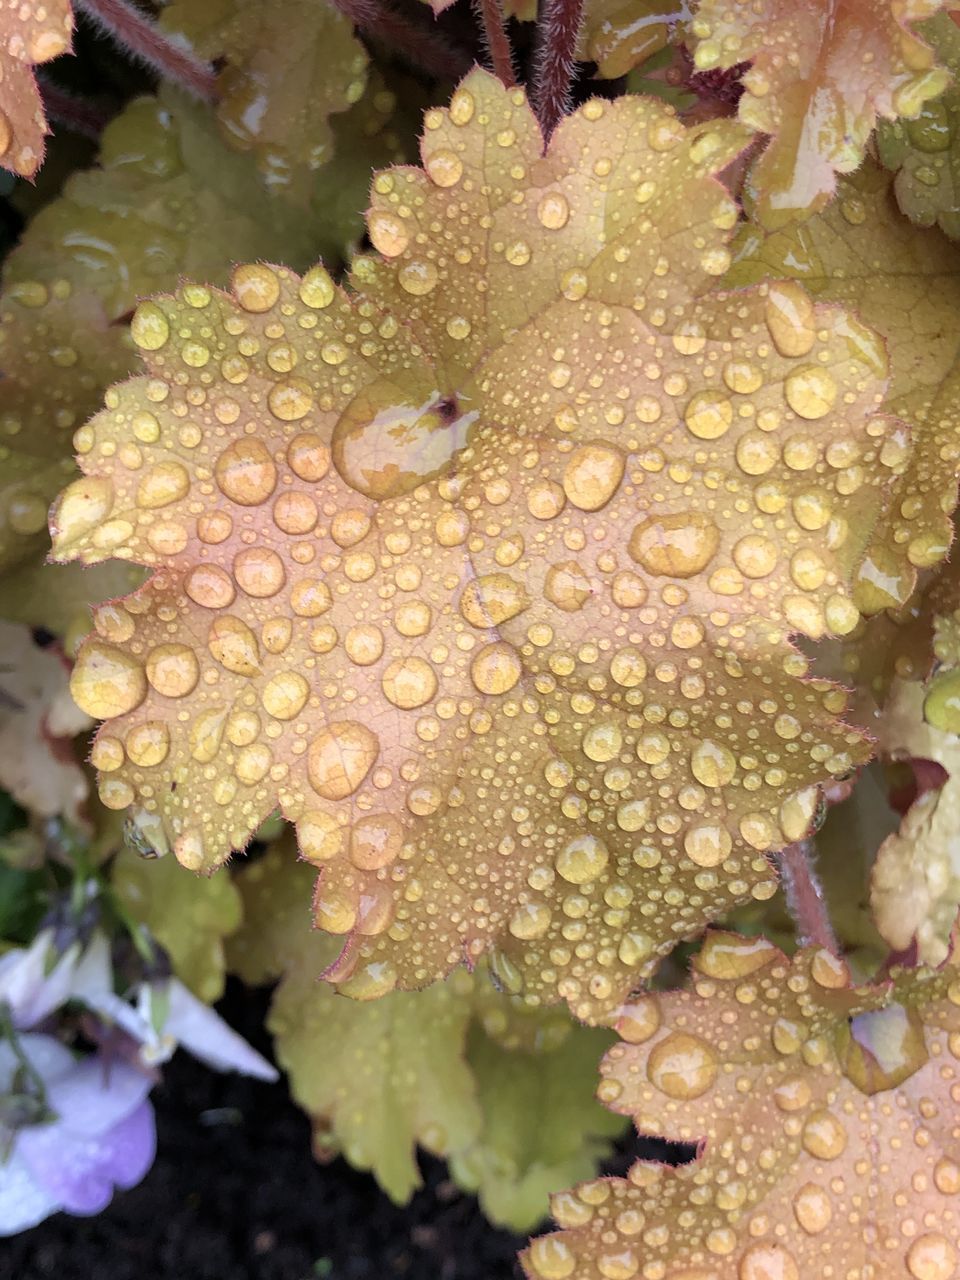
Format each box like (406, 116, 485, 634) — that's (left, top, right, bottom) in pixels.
(729, 160, 960, 610)
(56, 71, 901, 1019)
(111, 844, 243, 1001)
(0, 88, 330, 575)
(161, 0, 368, 197)
(230, 841, 620, 1223)
(0, 0, 72, 177)
(878, 13, 960, 240)
(691, 0, 951, 227)
(0, 620, 90, 825)
(524, 931, 960, 1280)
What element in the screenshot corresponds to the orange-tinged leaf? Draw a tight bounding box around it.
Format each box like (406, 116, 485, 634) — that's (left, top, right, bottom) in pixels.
(56, 71, 902, 1019)
(524, 931, 960, 1280)
(0, 0, 72, 177)
(0, 89, 330, 575)
(691, 0, 951, 226)
(0, 620, 90, 824)
(728, 160, 960, 609)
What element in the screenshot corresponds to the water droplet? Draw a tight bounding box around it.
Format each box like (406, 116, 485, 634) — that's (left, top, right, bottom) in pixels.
(425, 148, 463, 187)
(146, 643, 199, 698)
(792, 1182, 832, 1235)
(53, 477, 116, 550)
(459, 574, 529, 627)
(801, 1109, 847, 1160)
(381, 657, 438, 709)
(537, 192, 570, 229)
(130, 301, 170, 351)
(132, 462, 187, 510)
(298, 811, 343, 862)
(685, 391, 733, 440)
(683, 823, 732, 867)
(555, 834, 609, 884)
(647, 1031, 718, 1099)
(232, 264, 281, 312)
(215, 438, 278, 505)
(299, 267, 335, 309)
(470, 642, 522, 695)
(333, 386, 477, 501)
(186, 565, 236, 610)
(617, 996, 660, 1043)
(765, 282, 815, 357)
(545, 561, 592, 612)
(369, 210, 410, 257)
(308, 721, 380, 799)
(125, 721, 170, 767)
(349, 814, 404, 869)
(233, 547, 286, 597)
(261, 671, 310, 720)
(629, 512, 719, 578)
(738, 1244, 799, 1280)
(906, 1235, 957, 1280)
(785, 366, 837, 420)
(924, 670, 960, 734)
(690, 740, 736, 788)
(268, 378, 314, 422)
(509, 902, 553, 939)
(208, 616, 261, 676)
(315, 887, 357, 933)
(561, 444, 625, 510)
(527, 1236, 576, 1279)
(732, 534, 778, 578)
(837, 1002, 928, 1094)
(398, 260, 439, 296)
(71, 641, 147, 719)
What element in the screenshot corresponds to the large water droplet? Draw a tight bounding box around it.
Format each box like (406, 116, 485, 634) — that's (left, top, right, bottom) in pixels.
(308, 721, 380, 799)
(71, 641, 147, 719)
(215, 438, 278, 505)
(647, 1031, 717, 1099)
(333, 385, 478, 500)
(628, 512, 719, 578)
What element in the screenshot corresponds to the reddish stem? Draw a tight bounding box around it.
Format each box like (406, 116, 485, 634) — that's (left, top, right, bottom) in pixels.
(778, 840, 839, 954)
(39, 79, 113, 141)
(74, 0, 217, 102)
(531, 0, 584, 141)
(473, 0, 516, 87)
(333, 0, 472, 80)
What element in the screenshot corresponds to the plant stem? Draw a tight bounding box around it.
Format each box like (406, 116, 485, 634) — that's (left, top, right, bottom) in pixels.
(39, 79, 113, 141)
(73, 0, 218, 102)
(333, 0, 472, 80)
(778, 840, 839, 954)
(473, 0, 516, 87)
(531, 0, 585, 141)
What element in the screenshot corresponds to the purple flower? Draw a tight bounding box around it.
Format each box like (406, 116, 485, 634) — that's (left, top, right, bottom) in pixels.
(0, 1034, 155, 1235)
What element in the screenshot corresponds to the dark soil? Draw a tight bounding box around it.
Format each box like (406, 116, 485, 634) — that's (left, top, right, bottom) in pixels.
(2, 982, 671, 1280)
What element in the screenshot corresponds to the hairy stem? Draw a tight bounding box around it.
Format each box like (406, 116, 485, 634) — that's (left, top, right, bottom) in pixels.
(39, 79, 113, 142)
(778, 840, 839, 954)
(531, 0, 585, 140)
(333, 0, 472, 80)
(473, 0, 516, 87)
(74, 0, 218, 102)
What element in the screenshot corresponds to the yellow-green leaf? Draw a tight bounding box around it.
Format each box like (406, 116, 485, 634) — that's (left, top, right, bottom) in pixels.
(112, 844, 243, 1001)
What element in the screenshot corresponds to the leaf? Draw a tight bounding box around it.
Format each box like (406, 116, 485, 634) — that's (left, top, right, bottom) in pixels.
(56, 70, 902, 1021)
(160, 0, 368, 196)
(728, 160, 960, 609)
(0, 0, 72, 177)
(870, 664, 960, 965)
(577, 0, 674, 79)
(111, 845, 243, 1002)
(0, 621, 90, 825)
(524, 930, 960, 1280)
(0, 87, 330, 575)
(878, 13, 960, 239)
(691, 0, 951, 227)
(451, 1021, 625, 1232)
(230, 841, 622, 1225)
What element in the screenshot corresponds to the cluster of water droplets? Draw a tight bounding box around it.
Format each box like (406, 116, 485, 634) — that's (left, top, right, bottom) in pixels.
(525, 933, 960, 1280)
(55, 72, 903, 1017)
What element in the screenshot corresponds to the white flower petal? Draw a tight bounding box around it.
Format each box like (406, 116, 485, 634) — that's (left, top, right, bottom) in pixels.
(0, 1149, 59, 1236)
(163, 980, 278, 1081)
